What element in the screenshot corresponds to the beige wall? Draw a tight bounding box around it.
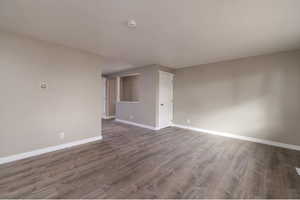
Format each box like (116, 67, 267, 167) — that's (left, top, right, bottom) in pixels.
(174, 51, 300, 146)
(0, 31, 103, 157)
(107, 65, 174, 128)
(108, 65, 158, 127)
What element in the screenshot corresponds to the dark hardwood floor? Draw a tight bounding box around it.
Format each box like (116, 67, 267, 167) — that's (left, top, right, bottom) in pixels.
(1, 119, 300, 198)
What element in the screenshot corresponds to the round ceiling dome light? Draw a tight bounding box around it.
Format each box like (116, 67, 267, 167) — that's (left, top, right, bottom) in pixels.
(127, 19, 137, 28)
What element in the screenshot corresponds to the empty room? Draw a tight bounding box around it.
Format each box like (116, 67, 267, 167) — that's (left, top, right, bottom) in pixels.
(1, 0, 300, 199)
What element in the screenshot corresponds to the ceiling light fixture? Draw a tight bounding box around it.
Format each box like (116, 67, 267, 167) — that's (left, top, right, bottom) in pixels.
(127, 19, 137, 28)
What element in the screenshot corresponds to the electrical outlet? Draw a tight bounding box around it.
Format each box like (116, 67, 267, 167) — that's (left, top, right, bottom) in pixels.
(186, 119, 191, 124)
(59, 132, 65, 140)
(296, 168, 300, 176)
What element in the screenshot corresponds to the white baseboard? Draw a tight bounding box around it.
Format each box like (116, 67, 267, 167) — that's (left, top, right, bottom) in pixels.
(115, 119, 159, 130)
(173, 124, 300, 151)
(0, 136, 102, 165)
(102, 115, 115, 119)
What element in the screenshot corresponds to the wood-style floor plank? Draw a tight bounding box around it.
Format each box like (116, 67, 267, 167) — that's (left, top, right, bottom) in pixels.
(1, 119, 300, 198)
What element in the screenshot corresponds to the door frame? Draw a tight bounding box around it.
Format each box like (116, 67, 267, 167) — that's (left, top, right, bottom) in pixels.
(102, 77, 106, 118)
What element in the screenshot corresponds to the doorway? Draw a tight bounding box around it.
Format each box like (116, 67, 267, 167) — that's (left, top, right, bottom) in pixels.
(104, 77, 117, 119)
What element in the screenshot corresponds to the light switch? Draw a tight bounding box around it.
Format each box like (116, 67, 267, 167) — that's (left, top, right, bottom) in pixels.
(41, 81, 47, 89)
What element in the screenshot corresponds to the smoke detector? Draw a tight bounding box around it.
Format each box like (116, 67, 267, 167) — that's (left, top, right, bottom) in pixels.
(127, 19, 137, 28)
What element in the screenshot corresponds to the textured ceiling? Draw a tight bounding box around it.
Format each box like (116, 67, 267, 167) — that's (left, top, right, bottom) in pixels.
(0, 0, 300, 74)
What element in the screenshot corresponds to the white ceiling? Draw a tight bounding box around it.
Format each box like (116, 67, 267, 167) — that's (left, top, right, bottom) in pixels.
(0, 0, 300, 74)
